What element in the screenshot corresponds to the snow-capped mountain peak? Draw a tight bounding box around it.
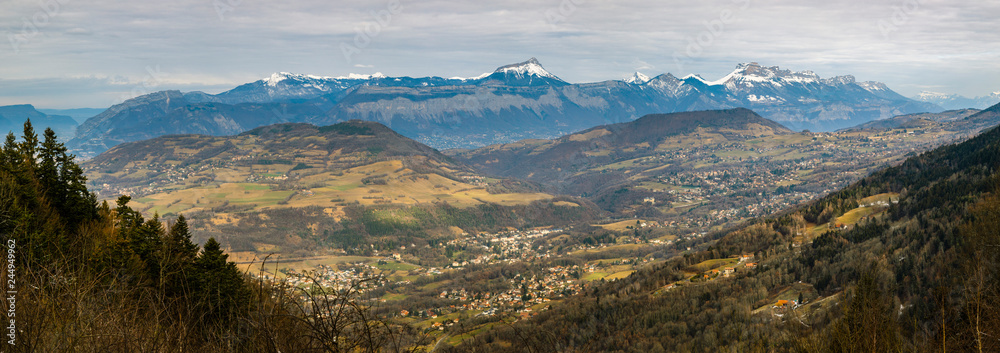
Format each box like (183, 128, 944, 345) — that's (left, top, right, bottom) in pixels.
(681, 74, 708, 82)
(493, 58, 561, 80)
(624, 72, 651, 84)
(685, 62, 825, 88)
(264, 72, 328, 87)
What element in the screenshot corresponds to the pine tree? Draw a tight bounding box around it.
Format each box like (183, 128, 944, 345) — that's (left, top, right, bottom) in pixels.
(193, 237, 249, 324)
(37, 128, 63, 197)
(0, 133, 16, 172)
(167, 215, 199, 262)
(57, 151, 97, 228)
(18, 119, 38, 170)
(161, 215, 199, 298)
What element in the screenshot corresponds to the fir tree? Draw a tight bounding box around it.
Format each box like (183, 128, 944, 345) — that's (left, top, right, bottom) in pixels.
(193, 237, 249, 324)
(161, 215, 199, 298)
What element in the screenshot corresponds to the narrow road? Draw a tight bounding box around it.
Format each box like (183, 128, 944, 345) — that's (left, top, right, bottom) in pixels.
(431, 334, 450, 352)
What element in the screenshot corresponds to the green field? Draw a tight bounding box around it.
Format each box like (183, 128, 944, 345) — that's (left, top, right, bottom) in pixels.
(374, 261, 419, 272)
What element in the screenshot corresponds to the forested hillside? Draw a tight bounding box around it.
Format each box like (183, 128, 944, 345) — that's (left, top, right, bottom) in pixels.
(450, 104, 1000, 352)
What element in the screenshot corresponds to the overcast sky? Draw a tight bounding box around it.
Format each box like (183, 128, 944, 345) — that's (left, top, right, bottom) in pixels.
(1, 0, 997, 108)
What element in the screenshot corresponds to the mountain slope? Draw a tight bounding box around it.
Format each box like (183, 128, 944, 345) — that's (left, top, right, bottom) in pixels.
(83, 119, 552, 211)
(451, 108, 791, 185)
(841, 108, 981, 130)
(449, 107, 997, 234)
(841, 104, 1000, 138)
(452, 103, 1000, 353)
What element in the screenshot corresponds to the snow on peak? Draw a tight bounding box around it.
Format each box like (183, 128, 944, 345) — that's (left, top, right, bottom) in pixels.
(822, 75, 856, 85)
(263, 72, 388, 87)
(624, 72, 651, 84)
(265, 72, 299, 87)
(681, 74, 707, 82)
(685, 62, 823, 87)
(450, 72, 492, 81)
(335, 72, 387, 80)
(493, 57, 561, 80)
(857, 81, 889, 92)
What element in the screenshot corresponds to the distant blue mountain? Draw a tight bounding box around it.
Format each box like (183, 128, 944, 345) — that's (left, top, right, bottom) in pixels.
(1, 104, 78, 139)
(38, 108, 106, 124)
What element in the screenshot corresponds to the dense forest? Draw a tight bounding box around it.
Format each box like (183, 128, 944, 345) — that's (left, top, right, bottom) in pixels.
(0, 121, 425, 352)
(449, 118, 1000, 351)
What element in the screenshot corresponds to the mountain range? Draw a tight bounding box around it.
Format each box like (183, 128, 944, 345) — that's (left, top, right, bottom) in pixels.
(912, 91, 1000, 110)
(67, 59, 942, 157)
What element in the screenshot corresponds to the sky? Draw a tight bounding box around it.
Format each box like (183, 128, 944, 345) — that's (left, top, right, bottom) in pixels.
(1, 0, 998, 109)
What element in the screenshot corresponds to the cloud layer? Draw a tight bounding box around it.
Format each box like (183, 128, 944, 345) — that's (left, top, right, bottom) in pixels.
(1, 0, 997, 108)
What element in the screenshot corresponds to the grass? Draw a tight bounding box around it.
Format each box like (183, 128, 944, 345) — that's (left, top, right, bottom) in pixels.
(373, 261, 419, 272)
(831, 193, 899, 227)
(582, 272, 609, 281)
(605, 270, 634, 280)
(594, 219, 647, 231)
(691, 258, 739, 272)
(835, 207, 878, 226)
(241, 184, 271, 191)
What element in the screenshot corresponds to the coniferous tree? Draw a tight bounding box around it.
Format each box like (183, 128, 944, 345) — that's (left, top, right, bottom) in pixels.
(193, 237, 249, 325)
(18, 119, 38, 169)
(37, 128, 62, 198)
(0, 133, 16, 172)
(161, 215, 199, 298)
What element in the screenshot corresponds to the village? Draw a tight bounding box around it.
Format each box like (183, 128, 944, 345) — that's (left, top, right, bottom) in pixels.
(271, 226, 671, 330)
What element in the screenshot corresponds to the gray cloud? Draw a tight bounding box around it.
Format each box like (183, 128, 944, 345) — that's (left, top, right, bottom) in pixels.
(0, 0, 997, 108)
